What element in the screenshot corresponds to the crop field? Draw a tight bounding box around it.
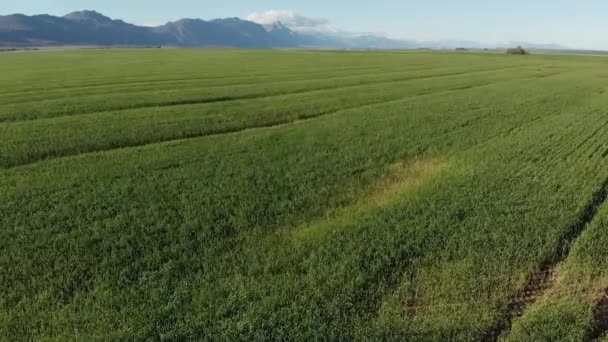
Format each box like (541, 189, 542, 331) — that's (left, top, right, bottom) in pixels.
(2, 49, 608, 340)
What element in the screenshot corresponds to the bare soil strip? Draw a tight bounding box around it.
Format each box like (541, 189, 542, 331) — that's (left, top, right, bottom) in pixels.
(588, 288, 608, 341)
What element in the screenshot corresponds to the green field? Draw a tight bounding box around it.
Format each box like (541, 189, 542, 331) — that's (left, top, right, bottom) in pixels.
(2, 49, 608, 340)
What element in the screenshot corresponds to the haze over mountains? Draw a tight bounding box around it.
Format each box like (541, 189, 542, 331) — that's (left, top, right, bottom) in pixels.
(0, 10, 567, 50)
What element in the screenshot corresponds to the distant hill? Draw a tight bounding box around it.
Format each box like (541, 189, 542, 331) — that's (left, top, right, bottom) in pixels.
(0, 10, 419, 49)
(0, 11, 273, 47)
(0, 10, 570, 50)
(0, 11, 161, 46)
(153, 17, 286, 48)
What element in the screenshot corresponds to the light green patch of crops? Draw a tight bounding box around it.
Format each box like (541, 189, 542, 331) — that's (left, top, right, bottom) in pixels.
(293, 157, 451, 241)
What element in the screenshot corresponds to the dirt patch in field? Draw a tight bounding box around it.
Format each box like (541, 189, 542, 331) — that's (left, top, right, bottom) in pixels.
(588, 288, 608, 340)
(481, 268, 556, 341)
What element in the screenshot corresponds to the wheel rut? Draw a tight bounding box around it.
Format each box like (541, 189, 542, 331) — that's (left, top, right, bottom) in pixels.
(483, 179, 608, 341)
(588, 288, 608, 341)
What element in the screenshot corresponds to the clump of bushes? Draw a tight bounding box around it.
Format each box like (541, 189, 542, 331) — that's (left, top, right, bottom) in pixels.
(507, 46, 529, 55)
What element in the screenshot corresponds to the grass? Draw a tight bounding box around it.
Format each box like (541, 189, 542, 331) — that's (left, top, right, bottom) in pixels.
(505, 190, 608, 341)
(2, 49, 608, 340)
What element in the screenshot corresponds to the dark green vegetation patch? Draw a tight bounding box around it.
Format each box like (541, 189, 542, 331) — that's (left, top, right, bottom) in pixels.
(1, 49, 608, 340)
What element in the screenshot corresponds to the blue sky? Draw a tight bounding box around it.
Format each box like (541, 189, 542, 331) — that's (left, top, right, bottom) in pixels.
(5, 0, 608, 50)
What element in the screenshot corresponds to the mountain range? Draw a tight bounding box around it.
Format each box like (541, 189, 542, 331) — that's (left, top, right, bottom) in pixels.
(0, 10, 567, 50)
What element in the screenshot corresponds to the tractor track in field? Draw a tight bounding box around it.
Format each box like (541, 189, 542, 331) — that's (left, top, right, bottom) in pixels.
(0, 65, 390, 98)
(0, 85, 480, 169)
(0, 65, 450, 106)
(0, 67, 391, 105)
(0, 72, 565, 170)
(0, 61, 517, 100)
(0, 63, 414, 96)
(588, 288, 608, 341)
(483, 178, 608, 341)
(0, 64, 544, 123)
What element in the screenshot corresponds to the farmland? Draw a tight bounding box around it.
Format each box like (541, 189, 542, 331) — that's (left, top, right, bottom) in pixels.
(1, 49, 608, 340)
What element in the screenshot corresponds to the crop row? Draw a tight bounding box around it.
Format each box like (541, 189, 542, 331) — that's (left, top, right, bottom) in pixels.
(2, 56, 608, 339)
(0, 49, 541, 93)
(3, 51, 608, 340)
(0, 65, 571, 167)
(0, 63, 555, 122)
